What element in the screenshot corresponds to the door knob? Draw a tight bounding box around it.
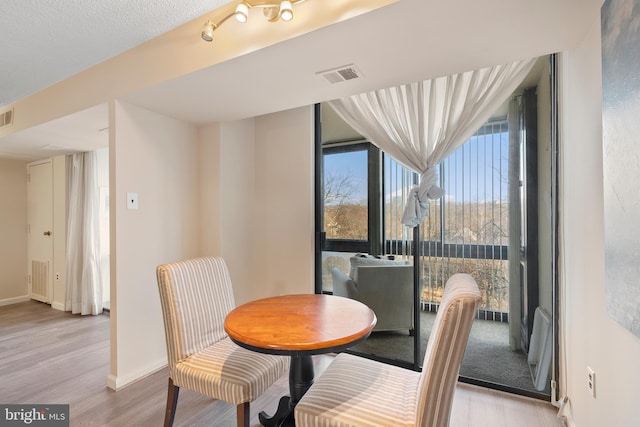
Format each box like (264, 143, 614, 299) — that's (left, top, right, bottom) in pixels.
(43, 231, 52, 236)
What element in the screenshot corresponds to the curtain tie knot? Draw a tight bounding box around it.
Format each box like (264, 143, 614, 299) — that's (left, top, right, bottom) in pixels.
(401, 167, 443, 227)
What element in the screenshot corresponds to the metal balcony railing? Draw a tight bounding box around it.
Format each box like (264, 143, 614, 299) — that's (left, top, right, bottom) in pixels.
(385, 119, 510, 321)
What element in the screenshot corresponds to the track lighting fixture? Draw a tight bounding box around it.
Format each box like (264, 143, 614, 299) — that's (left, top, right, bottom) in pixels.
(235, 3, 249, 23)
(201, 0, 307, 42)
(280, 1, 293, 22)
(201, 21, 217, 42)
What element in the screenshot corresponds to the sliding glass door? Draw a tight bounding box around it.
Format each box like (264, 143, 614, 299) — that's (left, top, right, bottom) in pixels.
(314, 55, 557, 398)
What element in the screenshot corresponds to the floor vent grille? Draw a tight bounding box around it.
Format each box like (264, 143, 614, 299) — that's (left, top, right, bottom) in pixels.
(32, 260, 49, 299)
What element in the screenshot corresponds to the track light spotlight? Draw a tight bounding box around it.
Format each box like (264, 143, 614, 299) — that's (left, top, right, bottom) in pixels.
(235, 3, 249, 23)
(280, 1, 293, 21)
(201, 21, 216, 42)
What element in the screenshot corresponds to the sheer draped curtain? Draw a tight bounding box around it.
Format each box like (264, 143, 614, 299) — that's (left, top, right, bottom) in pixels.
(328, 58, 537, 227)
(65, 151, 103, 315)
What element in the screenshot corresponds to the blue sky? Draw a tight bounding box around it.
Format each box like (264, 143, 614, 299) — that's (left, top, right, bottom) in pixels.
(324, 150, 368, 202)
(323, 128, 510, 204)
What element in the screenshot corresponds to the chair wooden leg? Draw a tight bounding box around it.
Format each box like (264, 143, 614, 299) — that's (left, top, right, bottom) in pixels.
(236, 402, 250, 427)
(164, 378, 180, 427)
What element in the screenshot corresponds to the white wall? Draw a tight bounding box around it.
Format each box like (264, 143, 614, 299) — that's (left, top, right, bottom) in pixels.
(560, 16, 640, 426)
(109, 100, 200, 389)
(106, 104, 314, 389)
(0, 159, 28, 304)
(251, 107, 315, 301)
(197, 108, 315, 305)
(197, 122, 221, 258)
(51, 155, 67, 310)
(219, 119, 257, 303)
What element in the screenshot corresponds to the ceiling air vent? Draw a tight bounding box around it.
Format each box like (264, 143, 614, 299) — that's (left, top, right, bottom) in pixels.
(0, 107, 14, 128)
(317, 64, 363, 84)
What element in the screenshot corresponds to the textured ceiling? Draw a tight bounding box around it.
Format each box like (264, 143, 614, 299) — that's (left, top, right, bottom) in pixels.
(0, 0, 232, 108)
(0, 0, 604, 161)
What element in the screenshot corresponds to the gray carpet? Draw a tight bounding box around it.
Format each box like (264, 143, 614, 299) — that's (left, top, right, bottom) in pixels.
(351, 311, 549, 394)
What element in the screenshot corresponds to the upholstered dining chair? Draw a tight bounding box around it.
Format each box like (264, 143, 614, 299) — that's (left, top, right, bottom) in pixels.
(156, 256, 288, 427)
(294, 273, 481, 427)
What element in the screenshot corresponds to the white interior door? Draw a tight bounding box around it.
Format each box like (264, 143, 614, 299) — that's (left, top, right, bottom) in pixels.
(28, 161, 54, 303)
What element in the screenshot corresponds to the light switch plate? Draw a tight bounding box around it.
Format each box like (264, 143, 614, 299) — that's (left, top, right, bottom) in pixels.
(127, 192, 139, 210)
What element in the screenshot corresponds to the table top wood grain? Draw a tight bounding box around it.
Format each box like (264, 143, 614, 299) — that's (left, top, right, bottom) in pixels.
(224, 294, 377, 355)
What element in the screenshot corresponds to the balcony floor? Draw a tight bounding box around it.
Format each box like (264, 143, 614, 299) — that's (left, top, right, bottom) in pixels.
(350, 310, 549, 395)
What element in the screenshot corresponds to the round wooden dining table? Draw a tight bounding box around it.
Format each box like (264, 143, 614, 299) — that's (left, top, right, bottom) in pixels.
(224, 293, 377, 427)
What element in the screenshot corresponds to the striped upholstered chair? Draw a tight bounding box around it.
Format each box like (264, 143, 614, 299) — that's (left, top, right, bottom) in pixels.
(156, 257, 288, 427)
(294, 273, 481, 427)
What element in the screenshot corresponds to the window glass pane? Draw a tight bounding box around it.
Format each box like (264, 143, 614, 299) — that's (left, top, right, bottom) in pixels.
(384, 155, 426, 252)
(383, 119, 510, 316)
(442, 123, 509, 246)
(323, 150, 368, 240)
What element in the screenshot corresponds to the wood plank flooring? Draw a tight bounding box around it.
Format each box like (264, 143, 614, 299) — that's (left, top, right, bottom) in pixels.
(0, 300, 562, 426)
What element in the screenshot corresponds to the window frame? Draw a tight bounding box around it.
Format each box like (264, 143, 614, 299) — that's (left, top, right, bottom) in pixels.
(321, 140, 382, 255)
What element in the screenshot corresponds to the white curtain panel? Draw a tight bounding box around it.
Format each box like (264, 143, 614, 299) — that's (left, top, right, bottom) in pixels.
(328, 58, 537, 227)
(65, 151, 103, 315)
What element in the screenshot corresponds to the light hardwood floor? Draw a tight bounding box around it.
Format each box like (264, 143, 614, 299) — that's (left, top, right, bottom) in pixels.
(0, 300, 562, 426)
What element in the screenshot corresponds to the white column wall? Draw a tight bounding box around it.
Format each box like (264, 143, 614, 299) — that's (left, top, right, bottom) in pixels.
(202, 107, 315, 305)
(0, 159, 28, 304)
(560, 16, 640, 427)
(219, 119, 257, 303)
(197, 122, 222, 258)
(109, 100, 200, 390)
(51, 155, 67, 310)
(250, 107, 315, 301)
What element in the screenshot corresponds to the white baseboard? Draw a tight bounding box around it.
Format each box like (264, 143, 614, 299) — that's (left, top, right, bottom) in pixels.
(0, 295, 30, 307)
(107, 358, 168, 391)
(51, 301, 65, 311)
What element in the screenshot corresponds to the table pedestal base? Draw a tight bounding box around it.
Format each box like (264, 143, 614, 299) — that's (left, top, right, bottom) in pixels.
(259, 395, 293, 427)
(258, 354, 314, 427)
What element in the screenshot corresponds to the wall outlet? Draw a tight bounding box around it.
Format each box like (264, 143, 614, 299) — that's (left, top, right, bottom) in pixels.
(587, 366, 596, 398)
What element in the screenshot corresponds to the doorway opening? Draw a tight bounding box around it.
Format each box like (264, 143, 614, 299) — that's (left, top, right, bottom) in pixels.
(314, 55, 556, 399)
